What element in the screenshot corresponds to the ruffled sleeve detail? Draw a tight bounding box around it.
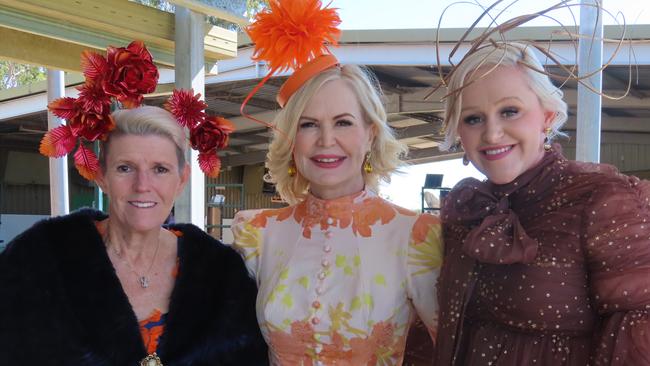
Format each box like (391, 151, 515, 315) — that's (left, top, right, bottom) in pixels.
(583, 173, 650, 365)
(406, 213, 443, 340)
(231, 209, 264, 283)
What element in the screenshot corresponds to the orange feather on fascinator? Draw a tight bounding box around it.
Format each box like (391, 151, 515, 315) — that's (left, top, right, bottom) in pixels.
(241, 0, 342, 124)
(247, 0, 341, 72)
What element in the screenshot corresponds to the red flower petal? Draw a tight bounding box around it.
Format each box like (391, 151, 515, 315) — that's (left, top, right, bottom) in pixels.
(198, 151, 221, 178)
(39, 125, 76, 158)
(80, 51, 108, 82)
(103, 41, 158, 108)
(74, 144, 100, 181)
(165, 89, 207, 129)
(76, 81, 111, 115)
(127, 40, 153, 63)
(207, 115, 235, 135)
(48, 97, 80, 120)
(247, 0, 341, 72)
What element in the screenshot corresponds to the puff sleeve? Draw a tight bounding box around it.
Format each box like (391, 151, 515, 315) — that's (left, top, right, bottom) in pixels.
(231, 209, 264, 284)
(583, 175, 650, 365)
(405, 213, 444, 340)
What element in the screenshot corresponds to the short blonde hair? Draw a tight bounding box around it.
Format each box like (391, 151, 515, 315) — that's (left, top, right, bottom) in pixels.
(441, 42, 568, 151)
(267, 64, 407, 204)
(100, 106, 188, 172)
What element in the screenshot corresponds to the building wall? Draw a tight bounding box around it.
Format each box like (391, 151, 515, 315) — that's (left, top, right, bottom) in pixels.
(206, 163, 286, 219)
(0, 150, 97, 215)
(560, 141, 650, 178)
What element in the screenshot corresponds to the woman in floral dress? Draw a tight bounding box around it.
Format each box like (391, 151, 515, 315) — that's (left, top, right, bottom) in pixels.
(231, 58, 442, 366)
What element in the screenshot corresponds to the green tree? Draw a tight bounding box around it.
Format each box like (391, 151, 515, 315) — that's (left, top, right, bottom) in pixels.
(0, 0, 266, 90)
(0, 61, 47, 90)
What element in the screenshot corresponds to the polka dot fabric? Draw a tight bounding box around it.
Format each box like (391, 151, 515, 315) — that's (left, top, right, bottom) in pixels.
(435, 149, 650, 365)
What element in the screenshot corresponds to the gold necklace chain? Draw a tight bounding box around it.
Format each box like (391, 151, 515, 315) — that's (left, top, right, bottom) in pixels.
(105, 233, 161, 289)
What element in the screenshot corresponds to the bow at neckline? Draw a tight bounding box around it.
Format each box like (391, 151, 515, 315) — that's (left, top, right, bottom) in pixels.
(444, 150, 563, 265)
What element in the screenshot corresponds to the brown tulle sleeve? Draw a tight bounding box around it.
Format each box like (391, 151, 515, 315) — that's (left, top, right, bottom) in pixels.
(583, 173, 650, 365)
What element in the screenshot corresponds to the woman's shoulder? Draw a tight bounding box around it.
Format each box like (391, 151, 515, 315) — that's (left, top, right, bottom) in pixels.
(233, 205, 299, 230)
(567, 160, 649, 197)
(369, 195, 418, 218)
(167, 222, 250, 272)
(167, 222, 230, 253)
(4, 209, 103, 251)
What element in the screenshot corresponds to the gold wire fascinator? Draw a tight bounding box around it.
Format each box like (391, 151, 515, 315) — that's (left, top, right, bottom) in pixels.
(240, 0, 342, 131)
(430, 0, 634, 134)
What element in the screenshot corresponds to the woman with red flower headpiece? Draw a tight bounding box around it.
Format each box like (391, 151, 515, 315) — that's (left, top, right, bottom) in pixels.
(230, 1, 443, 364)
(0, 42, 267, 366)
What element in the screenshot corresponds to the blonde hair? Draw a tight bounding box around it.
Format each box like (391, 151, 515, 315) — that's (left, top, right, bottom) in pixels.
(267, 64, 407, 204)
(100, 106, 188, 172)
(441, 42, 568, 151)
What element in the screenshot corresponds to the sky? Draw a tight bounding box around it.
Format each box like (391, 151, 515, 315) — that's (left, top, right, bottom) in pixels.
(330, 0, 650, 30)
(324, 0, 648, 210)
(379, 159, 485, 211)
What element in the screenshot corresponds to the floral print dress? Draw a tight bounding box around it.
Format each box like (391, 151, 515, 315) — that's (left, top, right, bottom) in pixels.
(231, 190, 442, 365)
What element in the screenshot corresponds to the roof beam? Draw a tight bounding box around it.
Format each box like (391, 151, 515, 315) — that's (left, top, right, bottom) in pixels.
(0, 0, 236, 71)
(230, 128, 271, 144)
(406, 148, 462, 164)
(603, 69, 647, 99)
(220, 150, 267, 168)
(394, 123, 439, 139)
(168, 0, 248, 26)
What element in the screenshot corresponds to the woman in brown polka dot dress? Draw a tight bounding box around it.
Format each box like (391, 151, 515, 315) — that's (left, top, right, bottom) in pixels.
(433, 41, 650, 365)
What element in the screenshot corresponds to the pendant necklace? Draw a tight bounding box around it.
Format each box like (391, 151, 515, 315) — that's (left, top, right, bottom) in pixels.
(106, 234, 161, 289)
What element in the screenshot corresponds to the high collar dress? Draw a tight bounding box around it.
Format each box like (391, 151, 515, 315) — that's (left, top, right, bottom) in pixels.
(232, 190, 443, 365)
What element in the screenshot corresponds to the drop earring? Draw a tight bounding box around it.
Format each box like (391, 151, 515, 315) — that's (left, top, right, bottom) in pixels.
(543, 127, 552, 151)
(363, 152, 373, 173)
(288, 160, 297, 177)
(462, 154, 470, 166)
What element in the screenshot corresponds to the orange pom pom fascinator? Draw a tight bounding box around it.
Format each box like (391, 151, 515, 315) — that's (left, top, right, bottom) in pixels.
(241, 0, 342, 125)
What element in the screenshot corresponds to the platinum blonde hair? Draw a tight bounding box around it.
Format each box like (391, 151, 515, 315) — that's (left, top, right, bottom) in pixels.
(266, 64, 407, 205)
(100, 106, 188, 173)
(441, 42, 568, 151)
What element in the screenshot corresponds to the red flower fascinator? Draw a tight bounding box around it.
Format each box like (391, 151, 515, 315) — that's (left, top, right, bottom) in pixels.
(41, 41, 159, 180)
(165, 89, 235, 178)
(241, 0, 342, 125)
(41, 41, 235, 180)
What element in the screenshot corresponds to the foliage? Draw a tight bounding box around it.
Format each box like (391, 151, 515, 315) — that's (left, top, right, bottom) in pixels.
(0, 61, 46, 90)
(132, 0, 267, 28)
(0, 0, 267, 90)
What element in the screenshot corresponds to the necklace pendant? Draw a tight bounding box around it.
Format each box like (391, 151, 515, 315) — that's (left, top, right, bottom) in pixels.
(139, 276, 149, 288)
(140, 352, 163, 366)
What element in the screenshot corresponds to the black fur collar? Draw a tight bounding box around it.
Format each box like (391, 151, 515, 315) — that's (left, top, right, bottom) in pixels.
(1, 208, 267, 365)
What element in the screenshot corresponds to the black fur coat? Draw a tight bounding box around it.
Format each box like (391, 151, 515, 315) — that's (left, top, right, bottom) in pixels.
(0, 209, 268, 365)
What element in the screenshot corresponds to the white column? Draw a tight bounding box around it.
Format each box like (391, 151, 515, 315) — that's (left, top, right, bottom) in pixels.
(46, 69, 70, 216)
(174, 6, 206, 227)
(575, 0, 603, 163)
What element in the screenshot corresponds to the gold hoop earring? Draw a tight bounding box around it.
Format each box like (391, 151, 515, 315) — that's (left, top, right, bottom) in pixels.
(288, 160, 297, 177)
(462, 154, 470, 166)
(363, 152, 373, 174)
(543, 127, 552, 151)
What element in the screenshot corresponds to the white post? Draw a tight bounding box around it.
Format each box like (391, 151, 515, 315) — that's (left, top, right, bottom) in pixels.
(174, 6, 206, 227)
(575, 0, 603, 163)
(46, 69, 70, 216)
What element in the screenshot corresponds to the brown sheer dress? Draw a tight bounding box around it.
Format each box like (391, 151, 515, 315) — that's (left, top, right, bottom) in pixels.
(434, 149, 650, 365)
